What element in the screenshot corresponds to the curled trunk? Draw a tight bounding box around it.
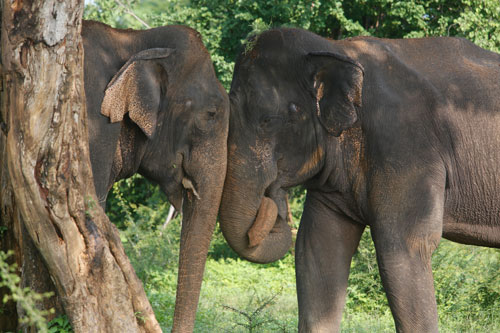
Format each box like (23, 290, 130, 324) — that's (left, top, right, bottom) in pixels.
(219, 158, 292, 264)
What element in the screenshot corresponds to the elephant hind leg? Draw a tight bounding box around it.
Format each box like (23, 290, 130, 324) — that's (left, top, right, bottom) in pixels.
(296, 191, 365, 332)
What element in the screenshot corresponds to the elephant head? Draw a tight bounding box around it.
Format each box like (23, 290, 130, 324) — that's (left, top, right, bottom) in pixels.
(83, 21, 229, 332)
(219, 28, 363, 263)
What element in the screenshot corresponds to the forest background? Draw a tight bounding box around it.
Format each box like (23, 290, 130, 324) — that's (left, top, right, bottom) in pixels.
(12, 0, 500, 332)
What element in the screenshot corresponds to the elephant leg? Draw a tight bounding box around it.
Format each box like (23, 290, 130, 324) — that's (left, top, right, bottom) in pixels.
(370, 170, 445, 333)
(296, 191, 365, 332)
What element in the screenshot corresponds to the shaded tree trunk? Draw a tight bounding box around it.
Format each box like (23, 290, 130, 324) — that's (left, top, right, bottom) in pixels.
(0, 1, 160, 332)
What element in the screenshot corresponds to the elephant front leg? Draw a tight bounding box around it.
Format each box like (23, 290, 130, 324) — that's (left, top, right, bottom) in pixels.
(370, 170, 445, 333)
(296, 191, 365, 332)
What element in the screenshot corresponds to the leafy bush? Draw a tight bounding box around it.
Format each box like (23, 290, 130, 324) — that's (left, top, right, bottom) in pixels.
(433, 240, 500, 329)
(48, 315, 73, 333)
(121, 219, 500, 332)
(105, 174, 171, 230)
(86, 0, 500, 92)
(346, 230, 388, 314)
(119, 206, 181, 284)
(0, 251, 55, 333)
(207, 224, 240, 261)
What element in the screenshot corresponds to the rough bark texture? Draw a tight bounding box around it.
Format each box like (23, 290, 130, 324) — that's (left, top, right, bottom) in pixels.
(0, 1, 160, 332)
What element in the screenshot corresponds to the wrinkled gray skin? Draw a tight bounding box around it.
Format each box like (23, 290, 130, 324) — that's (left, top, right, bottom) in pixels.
(220, 27, 500, 332)
(82, 20, 229, 332)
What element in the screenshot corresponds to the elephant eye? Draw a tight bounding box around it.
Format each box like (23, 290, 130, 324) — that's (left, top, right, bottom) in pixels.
(259, 115, 283, 133)
(289, 102, 299, 113)
(205, 109, 218, 124)
(262, 116, 272, 124)
(288, 102, 306, 123)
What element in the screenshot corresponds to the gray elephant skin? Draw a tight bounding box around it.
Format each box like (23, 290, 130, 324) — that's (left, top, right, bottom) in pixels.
(219, 28, 500, 332)
(82, 20, 229, 332)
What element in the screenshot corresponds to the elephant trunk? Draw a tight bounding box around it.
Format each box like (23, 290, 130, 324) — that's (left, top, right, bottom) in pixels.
(171, 143, 226, 332)
(219, 153, 292, 264)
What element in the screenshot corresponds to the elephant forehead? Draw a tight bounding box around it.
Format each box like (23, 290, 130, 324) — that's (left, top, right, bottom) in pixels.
(246, 75, 282, 114)
(256, 85, 280, 108)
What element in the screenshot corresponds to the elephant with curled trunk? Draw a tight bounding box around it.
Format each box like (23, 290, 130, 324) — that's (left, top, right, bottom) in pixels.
(220, 27, 500, 332)
(82, 20, 229, 332)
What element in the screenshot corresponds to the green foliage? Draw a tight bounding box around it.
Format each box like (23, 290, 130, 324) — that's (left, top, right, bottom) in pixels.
(143, 255, 298, 332)
(433, 240, 500, 322)
(85, 0, 500, 91)
(453, 0, 500, 51)
(105, 174, 171, 230)
(207, 224, 240, 260)
(120, 220, 500, 332)
(48, 315, 73, 333)
(84, 0, 142, 28)
(0, 225, 7, 236)
(221, 289, 287, 332)
(287, 186, 306, 230)
(119, 204, 181, 284)
(346, 230, 388, 313)
(0, 251, 55, 333)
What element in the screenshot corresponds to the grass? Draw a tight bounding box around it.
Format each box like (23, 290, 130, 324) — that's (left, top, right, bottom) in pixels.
(145, 256, 298, 332)
(121, 218, 500, 332)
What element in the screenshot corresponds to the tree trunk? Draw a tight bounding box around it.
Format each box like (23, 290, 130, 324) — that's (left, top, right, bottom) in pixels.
(0, 1, 160, 332)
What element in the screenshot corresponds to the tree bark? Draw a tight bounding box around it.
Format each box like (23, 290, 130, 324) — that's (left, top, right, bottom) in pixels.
(0, 1, 160, 332)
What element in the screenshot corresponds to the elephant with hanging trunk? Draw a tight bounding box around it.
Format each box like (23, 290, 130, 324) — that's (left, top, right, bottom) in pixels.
(82, 20, 229, 332)
(219, 27, 500, 332)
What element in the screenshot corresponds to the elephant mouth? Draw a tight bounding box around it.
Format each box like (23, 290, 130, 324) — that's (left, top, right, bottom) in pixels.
(164, 182, 184, 212)
(165, 175, 201, 211)
(162, 153, 201, 212)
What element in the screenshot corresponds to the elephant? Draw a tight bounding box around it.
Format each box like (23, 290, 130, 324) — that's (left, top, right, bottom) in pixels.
(219, 27, 500, 332)
(82, 20, 229, 332)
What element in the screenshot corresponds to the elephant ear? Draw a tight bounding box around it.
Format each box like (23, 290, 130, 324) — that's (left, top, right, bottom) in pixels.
(308, 51, 364, 136)
(101, 48, 174, 138)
